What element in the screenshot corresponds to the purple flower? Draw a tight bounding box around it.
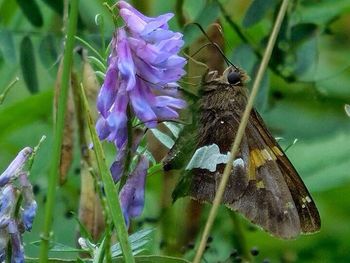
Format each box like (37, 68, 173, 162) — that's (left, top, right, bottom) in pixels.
(0, 147, 32, 187)
(110, 128, 144, 183)
(0, 185, 16, 228)
(96, 1, 186, 147)
(119, 155, 149, 227)
(8, 220, 24, 263)
(18, 172, 37, 231)
(0, 148, 37, 262)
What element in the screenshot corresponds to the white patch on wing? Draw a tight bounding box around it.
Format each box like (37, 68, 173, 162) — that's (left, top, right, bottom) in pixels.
(186, 144, 243, 172)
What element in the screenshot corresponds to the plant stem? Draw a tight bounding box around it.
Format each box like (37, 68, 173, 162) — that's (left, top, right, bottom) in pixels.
(120, 106, 133, 190)
(79, 85, 135, 263)
(39, 0, 79, 261)
(193, 1, 290, 262)
(175, 0, 187, 28)
(0, 77, 18, 105)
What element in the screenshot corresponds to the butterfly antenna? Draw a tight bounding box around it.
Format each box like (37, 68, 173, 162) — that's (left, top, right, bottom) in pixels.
(189, 22, 239, 70)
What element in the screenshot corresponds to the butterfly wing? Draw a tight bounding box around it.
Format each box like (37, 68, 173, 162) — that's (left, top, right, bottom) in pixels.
(188, 107, 303, 238)
(250, 109, 321, 234)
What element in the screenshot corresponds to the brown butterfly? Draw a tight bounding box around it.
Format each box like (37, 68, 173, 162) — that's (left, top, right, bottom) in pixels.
(164, 66, 320, 239)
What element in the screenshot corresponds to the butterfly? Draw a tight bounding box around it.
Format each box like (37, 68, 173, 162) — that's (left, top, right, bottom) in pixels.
(164, 66, 321, 239)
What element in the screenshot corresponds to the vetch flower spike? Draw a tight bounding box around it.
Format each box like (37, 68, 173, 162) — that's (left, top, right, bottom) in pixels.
(96, 1, 186, 147)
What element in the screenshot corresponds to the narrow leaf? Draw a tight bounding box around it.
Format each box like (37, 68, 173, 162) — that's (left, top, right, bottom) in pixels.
(113, 255, 191, 263)
(16, 0, 43, 27)
(0, 90, 52, 138)
(111, 228, 154, 257)
(243, 0, 278, 28)
(183, 2, 220, 46)
(0, 29, 16, 63)
(39, 34, 58, 70)
(79, 85, 135, 263)
(20, 36, 39, 93)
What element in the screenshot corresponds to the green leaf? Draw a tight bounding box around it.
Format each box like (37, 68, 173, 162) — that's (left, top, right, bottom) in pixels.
(250, 63, 269, 112)
(293, 35, 318, 78)
(288, 133, 350, 192)
(41, 0, 85, 29)
(26, 258, 79, 263)
(16, 0, 43, 27)
(20, 36, 39, 94)
(231, 44, 257, 74)
(0, 90, 52, 138)
(291, 23, 318, 43)
(292, 0, 350, 25)
(111, 228, 154, 257)
(38, 34, 58, 70)
(0, 29, 16, 63)
(150, 129, 175, 149)
(113, 255, 191, 263)
(183, 1, 220, 46)
(30, 241, 83, 253)
(242, 0, 278, 28)
(41, 0, 63, 15)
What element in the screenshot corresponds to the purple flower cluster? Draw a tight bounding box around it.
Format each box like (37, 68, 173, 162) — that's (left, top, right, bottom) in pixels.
(96, 0, 186, 148)
(95, 1, 187, 226)
(0, 148, 37, 262)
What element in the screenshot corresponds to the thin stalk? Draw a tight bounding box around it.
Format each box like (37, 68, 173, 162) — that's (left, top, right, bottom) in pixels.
(39, 0, 79, 261)
(175, 0, 187, 28)
(120, 106, 133, 190)
(79, 85, 135, 263)
(0, 77, 19, 104)
(193, 1, 290, 262)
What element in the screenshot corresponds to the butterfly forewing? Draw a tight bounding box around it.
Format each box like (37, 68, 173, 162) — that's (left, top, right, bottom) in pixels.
(251, 110, 321, 233)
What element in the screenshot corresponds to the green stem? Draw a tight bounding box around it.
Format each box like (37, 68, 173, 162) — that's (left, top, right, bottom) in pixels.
(79, 85, 135, 263)
(175, 0, 187, 28)
(193, 1, 290, 262)
(120, 106, 133, 190)
(0, 77, 19, 105)
(39, 0, 79, 261)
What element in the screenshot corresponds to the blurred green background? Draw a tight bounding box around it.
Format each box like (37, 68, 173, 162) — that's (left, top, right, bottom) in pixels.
(1, 0, 350, 262)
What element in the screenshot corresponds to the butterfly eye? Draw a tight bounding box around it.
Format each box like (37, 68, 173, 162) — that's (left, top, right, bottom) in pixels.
(227, 71, 241, 85)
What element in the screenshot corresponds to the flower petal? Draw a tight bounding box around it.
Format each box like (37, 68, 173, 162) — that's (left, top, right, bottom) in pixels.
(96, 116, 111, 141)
(119, 155, 149, 227)
(97, 66, 118, 117)
(0, 185, 16, 228)
(8, 220, 24, 263)
(0, 148, 32, 187)
(19, 172, 37, 231)
(117, 28, 136, 91)
(129, 79, 157, 127)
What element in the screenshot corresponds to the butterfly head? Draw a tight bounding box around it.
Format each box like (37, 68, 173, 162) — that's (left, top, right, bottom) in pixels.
(223, 66, 250, 86)
(203, 66, 249, 87)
